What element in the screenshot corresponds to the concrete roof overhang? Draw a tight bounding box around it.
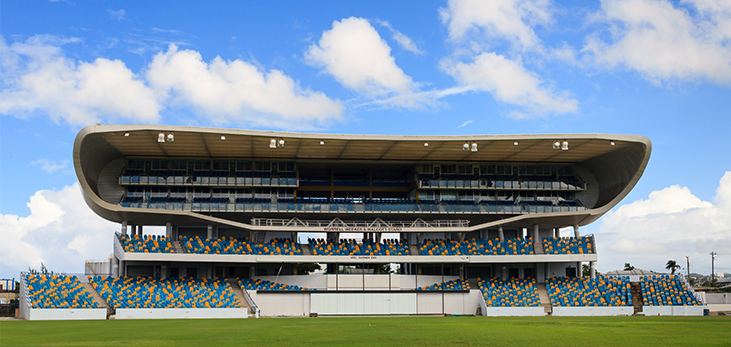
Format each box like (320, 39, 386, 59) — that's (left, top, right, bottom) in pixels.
(74, 125, 651, 231)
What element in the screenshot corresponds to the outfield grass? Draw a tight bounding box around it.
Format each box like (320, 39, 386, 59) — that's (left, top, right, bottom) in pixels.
(1, 316, 729, 346)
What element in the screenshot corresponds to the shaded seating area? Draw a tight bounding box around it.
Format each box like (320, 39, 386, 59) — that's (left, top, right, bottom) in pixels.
(308, 238, 410, 256)
(119, 234, 175, 253)
(25, 275, 102, 309)
(542, 236, 594, 254)
(640, 276, 702, 306)
(180, 236, 302, 255)
(416, 279, 470, 291)
(546, 276, 631, 307)
(418, 238, 534, 256)
(90, 276, 242, 309)
(238, 278, 314, 291)
(477, 277, 541, 307)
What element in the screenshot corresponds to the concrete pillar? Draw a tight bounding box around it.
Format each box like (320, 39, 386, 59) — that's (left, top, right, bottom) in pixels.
(501, 266, 507, 279)
(119, 261, 125, 277)
(139, 225, 144, 236)
(554, 227, 559, 238)
(577, 262, 583, 277)
(111, 256, 119, 278)
(573, 225, 580, 238)
(498, 226, 505, 241)
(121, 221, 128, 235)
(166, 222, 172, 238)
(590, 261, 596, 279)
(207, 225, 214, 239)
(533, 224, 539, 242)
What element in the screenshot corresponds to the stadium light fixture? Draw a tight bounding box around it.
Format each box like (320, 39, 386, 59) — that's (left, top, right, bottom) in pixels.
(553, 141, 561, 149)
(124, 132, 130, 137)
(220, 135, 226, 141)
(462, 142, 469, 151)
(513, 141, 519, 146)
(278, 138, 285, 147)
(471, 142, 478, 152)
(610, 141, 615, 146)
(424, 142, 428, 147)
(158, 132, 165, 143)
(562, 141, 569, 151)
(270, 138, 277, 148)
(320, 140, 325, 145)
(167, 133, 174, 142)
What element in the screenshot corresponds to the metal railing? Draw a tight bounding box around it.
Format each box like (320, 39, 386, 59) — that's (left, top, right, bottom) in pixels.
(251, 217, 469, 229)
(676, 274, 705, 304)
(243, 290, 259, 317)
(119, 201, 586, 214)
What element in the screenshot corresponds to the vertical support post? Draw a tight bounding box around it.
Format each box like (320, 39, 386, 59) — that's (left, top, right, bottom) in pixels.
(577, 262, 582, 277)
(121, 221, 128, 235)
(138, 225, 143, 237)
(498, 226, 505, 242)
(166, 222, 172, 238)
(554, 227, 559, 238)
(573, 225, 580, 238)
(207, 225, 214, 239)
(590, 261, 596, 279)
(533, 224, 539, 242)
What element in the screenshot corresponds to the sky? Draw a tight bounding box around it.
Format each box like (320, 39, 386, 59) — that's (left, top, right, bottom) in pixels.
(1, 0, 730, 279)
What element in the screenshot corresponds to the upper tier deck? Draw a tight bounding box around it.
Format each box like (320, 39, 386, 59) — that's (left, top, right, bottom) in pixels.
(74, 125, 650, 231)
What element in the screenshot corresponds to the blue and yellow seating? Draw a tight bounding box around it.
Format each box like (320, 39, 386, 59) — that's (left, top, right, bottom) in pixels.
(418, 238, 534, 256)
(478, 277, 541, 307)
(546, 276, 631, 307)
(640, 275, 702, 306)
(25, 274, 102, 309)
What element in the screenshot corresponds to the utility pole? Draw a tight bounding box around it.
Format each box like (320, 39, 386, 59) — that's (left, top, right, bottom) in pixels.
(710, 251, 717, 286)
(686, 255, 690, 281)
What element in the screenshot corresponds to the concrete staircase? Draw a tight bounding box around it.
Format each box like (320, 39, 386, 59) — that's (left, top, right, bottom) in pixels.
(533, 239, 544, 254)
(409, 244, 419, 255)
(300, 243, 312, 255)
(82, 282, 109, 309)
(631, 282, 644, 315)
(226, 278, 251, 314)
(537, 283, 552, 315)
(172, 240, 184, 253)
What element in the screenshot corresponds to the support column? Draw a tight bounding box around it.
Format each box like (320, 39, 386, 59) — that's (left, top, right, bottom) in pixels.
(498, 226, 505, 242)
(207, 225, 214, 239)
(590, 261, 596, 279)
(112, 256, 119, 278)
(121, 221, 128, 235)
(577, 262, 583, 277)
(166, 222, 172, 238)
(573, 225, 580, 238)
(533, 224, 539, 242)
(554, 227, 559, 238)
(138, 225, 143, 236)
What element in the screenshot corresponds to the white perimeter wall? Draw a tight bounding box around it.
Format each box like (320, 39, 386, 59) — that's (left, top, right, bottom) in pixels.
(483, 307, 545, 317)
(24, 308, 107, 320)
(250, 290, 483, 316)
(249, 291, 310, 317)
(551, 306, 633, 316)
(641, 306, 706, 316)
(114, 308, 248, 319)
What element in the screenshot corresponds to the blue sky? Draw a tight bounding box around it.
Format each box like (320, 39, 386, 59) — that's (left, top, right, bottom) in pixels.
(1, 0, 730, 279)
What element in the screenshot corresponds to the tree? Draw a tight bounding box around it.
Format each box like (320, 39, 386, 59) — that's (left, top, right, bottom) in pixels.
(665, 260, 680, 275)
(623, 263, 635, 271)
(296, 263, 321, 275)
(582, 264, 601, 277)
(27, 262, 59, 276)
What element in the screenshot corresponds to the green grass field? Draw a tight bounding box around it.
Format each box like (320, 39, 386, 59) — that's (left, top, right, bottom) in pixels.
(2, 316, 729, 346)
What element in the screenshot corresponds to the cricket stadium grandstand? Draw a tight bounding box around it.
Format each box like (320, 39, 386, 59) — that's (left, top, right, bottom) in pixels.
(18, 125, 707, 319)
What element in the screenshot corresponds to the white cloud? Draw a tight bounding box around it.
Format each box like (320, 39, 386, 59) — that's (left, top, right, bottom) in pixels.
(375, 20, 425, 55)
(30, 159, 70, 174)
(0, 183, 121, 278)
(442, 52, 577, 116)
(0, 35, 161, 126)
(584, 0, 731, 84)
(306, 17, 431, 109)
(457, 120, 474, 128)
(440, 0, 552, 50)
(597, 171, 731, 274)
(107, 9, 126, 21)
(147, 44, 344, 128)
